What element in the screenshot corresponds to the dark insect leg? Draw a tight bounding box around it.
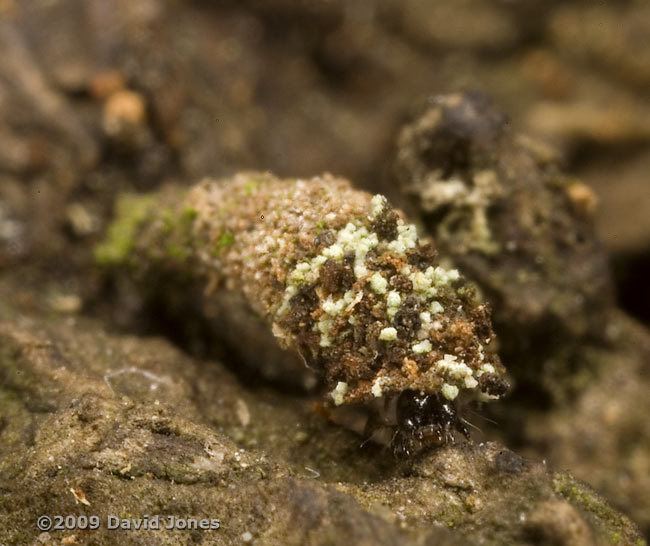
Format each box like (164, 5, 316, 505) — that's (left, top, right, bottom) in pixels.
(455, 418, 471, 441)
(391, 429, 414, 459)
(360, 407, 386, 449)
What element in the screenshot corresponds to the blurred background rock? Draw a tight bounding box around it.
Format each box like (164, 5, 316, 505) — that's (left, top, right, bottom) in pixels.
(1, 0, 648, 323)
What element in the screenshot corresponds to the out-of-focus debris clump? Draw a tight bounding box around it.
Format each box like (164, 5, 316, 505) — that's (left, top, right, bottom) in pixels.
(392, 91, 650, 537)
(393, 92, 613, 388)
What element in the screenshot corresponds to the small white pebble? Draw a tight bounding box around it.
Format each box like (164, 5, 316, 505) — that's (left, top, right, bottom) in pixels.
(369, 194, 386, 218)
(481, 363, 495, 374)
(322, 296, 345, 316)
(323, 244, 344, 260)
(371, 376, 387, 397)
(387, 290, 401, 308)
(441, 383, 459, 400)
(412, 340, 432, 353)
(369, 272, 388, 294)
(330, 382, 348, 406)
(379, 327, 397, 341)
(411, 271, 430, 291)
(354, 264, 369, 278)
(242, 531, 253, 542)
(236, 398, 251, 427)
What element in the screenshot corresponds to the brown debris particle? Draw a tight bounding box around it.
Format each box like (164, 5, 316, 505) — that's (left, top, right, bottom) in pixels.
(314, 229, 336, 251)
(285, 286, 318, 333)
(103, 89, 147, 133)
(319, 258, 354, 295)
(385, 344, 408, 367)
(70, 487, 91, 506)
(566, 182, 598, 218)
(469, 304, 494, 342)
(394, 295, 421, 339)
(390, 274, 413, 293)
(90, 70, 126, 100)
(365, 320, 384, 348)
(407, 241, 438, 269)
(372, 208, 399, 241)
(341, 352, 378, 382)
(401, 357, 419, 379)
(479, 372, 510, 397)
(449, 318, 475, 340)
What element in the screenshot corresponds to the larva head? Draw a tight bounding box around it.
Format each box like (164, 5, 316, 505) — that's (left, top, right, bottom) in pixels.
(391, 390, 467, 458)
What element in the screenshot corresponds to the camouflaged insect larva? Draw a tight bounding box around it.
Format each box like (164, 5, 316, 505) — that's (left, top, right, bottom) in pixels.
(96, 172, 509, 456)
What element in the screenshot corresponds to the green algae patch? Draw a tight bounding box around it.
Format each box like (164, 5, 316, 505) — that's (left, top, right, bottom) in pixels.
(553, 471, 647, 546)
(215, 230, 235, 256)
(180, 205, 198, 224)
(244, 178, 260, 196)
(165, 243, 190, 261)
(93, 193, 156, 267)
